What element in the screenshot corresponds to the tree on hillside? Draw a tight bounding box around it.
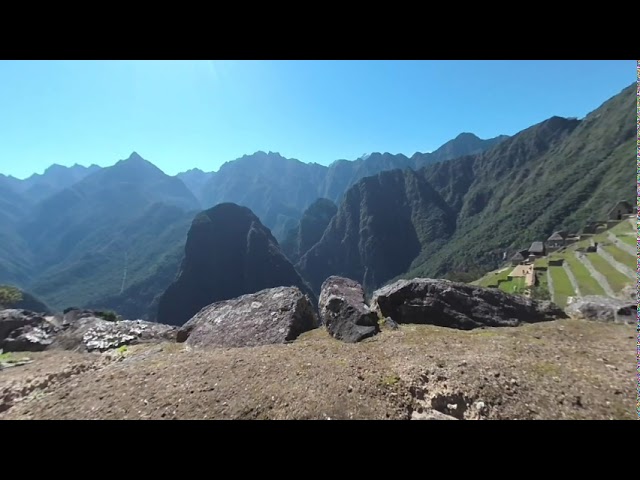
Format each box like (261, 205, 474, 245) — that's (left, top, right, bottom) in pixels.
(0, 285, 23, 309)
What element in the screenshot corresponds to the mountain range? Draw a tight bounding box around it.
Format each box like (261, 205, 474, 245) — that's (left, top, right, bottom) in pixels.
(0, 82, 634, 321)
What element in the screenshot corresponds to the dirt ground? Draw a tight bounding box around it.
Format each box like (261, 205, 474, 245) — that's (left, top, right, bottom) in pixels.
(0, 318, 635, 420)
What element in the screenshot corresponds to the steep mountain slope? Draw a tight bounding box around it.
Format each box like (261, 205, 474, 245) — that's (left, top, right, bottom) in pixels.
(31, 203, 196, 313)
(190, 135, 506, 240)
(0, 181, 33, 285)
(5, 153, 200, 311)
(200, 152, 327, 240)
(157, 203, 314, 326)
(297, 169, 456, 293)
(12, 163, 102, 204)
(409, 82, 636, 278)
(412, 132, 509, 168)
(175, 168, 212, 205)
(300, 83, 635, 291)
(281, 198, 338, 263)
(20, 152, 198, 270)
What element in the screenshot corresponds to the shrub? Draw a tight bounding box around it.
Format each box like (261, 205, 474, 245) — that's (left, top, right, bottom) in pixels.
(95, 310, 119, 322)
(0, 285, 23, 309)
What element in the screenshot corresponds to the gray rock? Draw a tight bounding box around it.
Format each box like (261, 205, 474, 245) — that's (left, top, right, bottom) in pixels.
(53, 317, 177, 352)
(382, 317, 399, 330)
(178, 286, 318, 348)
(0, 309, 56, 352)
(616, 285, 636, 303)
(411, 409, 458, 420)
(318, 276, 379, 343)
(371, 278, 566, 330)
(1, 308, 177, 353)
(566, 296, 636, 324)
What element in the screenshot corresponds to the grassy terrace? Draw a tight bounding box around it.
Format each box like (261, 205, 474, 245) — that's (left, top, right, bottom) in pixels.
(600, 244, 635, 270)
(617, 235, 636, 248)
(562, 253, 605, 296)
(586, 253, 632, 292)
(475, 267, 510, 287)
(498, 276, 526, 294)
(548, 266, 575, 308)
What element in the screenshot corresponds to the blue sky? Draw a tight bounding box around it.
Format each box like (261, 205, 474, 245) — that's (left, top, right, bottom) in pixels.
(0, 60, 635, 179)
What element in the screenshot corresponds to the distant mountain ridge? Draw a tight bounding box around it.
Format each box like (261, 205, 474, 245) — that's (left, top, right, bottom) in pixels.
(1, 82, 633, 317)
(296, 83, 636, 293)
(2, 133, 508, 242)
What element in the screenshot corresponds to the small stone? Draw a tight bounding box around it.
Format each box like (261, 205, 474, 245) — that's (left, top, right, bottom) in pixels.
(347, 385, 353, 393)
(494, 372, 500, 378)
(475, 401, 486, 411)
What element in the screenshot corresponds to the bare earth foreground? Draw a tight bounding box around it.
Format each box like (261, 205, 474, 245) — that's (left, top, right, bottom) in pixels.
(0, 319, 635, 420)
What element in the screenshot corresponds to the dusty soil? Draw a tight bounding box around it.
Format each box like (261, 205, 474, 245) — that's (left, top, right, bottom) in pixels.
(0, 318, 635, 420)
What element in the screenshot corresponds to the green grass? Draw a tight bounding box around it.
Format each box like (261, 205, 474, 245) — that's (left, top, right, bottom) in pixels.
(617, 235, 636, 248)
(562, 254, 605, 296)
(548, 266, 575, 307)
(380, 374, 401, 387)
(610, 220, 634, 235)
(601, 244, 635, 270)
(476, 267, 511, 287)
(498, 276, 527, 294)
(586, 253, 633, 293)
(0, 352, 29, 363)
(534, 257, 549, 268)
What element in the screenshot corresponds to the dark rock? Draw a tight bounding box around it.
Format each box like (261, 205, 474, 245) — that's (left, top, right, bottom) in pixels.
(157, 203, 316, 327)
(62, 308, 119, 324)
(318, 276, 379, 343)
(177, 286, 318, 348)
(371, 278, 566, 330)
(566, 296, 636, 324)
(0, 309, 57, 352)
(1, 309, 43, 341)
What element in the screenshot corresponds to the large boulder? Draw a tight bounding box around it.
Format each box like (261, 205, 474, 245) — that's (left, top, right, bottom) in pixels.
(0, 309, 57, 352)
(177, 286, 318, 348)
(52, 317, 177, 352)
(1, 309, 43, 341)
(318, 276, 379, 343)
(371, 278, 566, 330)
(1, 308, 177, 353)
(566, 296, 636, 324)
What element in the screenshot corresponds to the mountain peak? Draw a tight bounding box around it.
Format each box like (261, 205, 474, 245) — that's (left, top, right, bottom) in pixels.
(43, 163, 66, 173)
(126, 151, 144, 162)
(454, 132, 481, 141)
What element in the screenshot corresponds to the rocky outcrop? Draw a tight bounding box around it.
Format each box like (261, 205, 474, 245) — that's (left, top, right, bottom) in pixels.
(0, 309, 56, 352)
(177, 287, 318, 348)
(52, 317, 177, 352)
(371, 278, 566, 330)
(318, 276, 379, 342)
(566, 296, 636, 324)
(0, 308, 177, 353)
(157, 203, 315, 327)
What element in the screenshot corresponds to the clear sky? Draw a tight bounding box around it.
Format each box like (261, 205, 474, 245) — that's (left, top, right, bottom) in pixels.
(0, 60, 635, 179)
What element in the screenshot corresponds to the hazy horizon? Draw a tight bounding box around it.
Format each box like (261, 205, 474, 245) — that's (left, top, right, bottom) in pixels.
(0, 60, 634, 179)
